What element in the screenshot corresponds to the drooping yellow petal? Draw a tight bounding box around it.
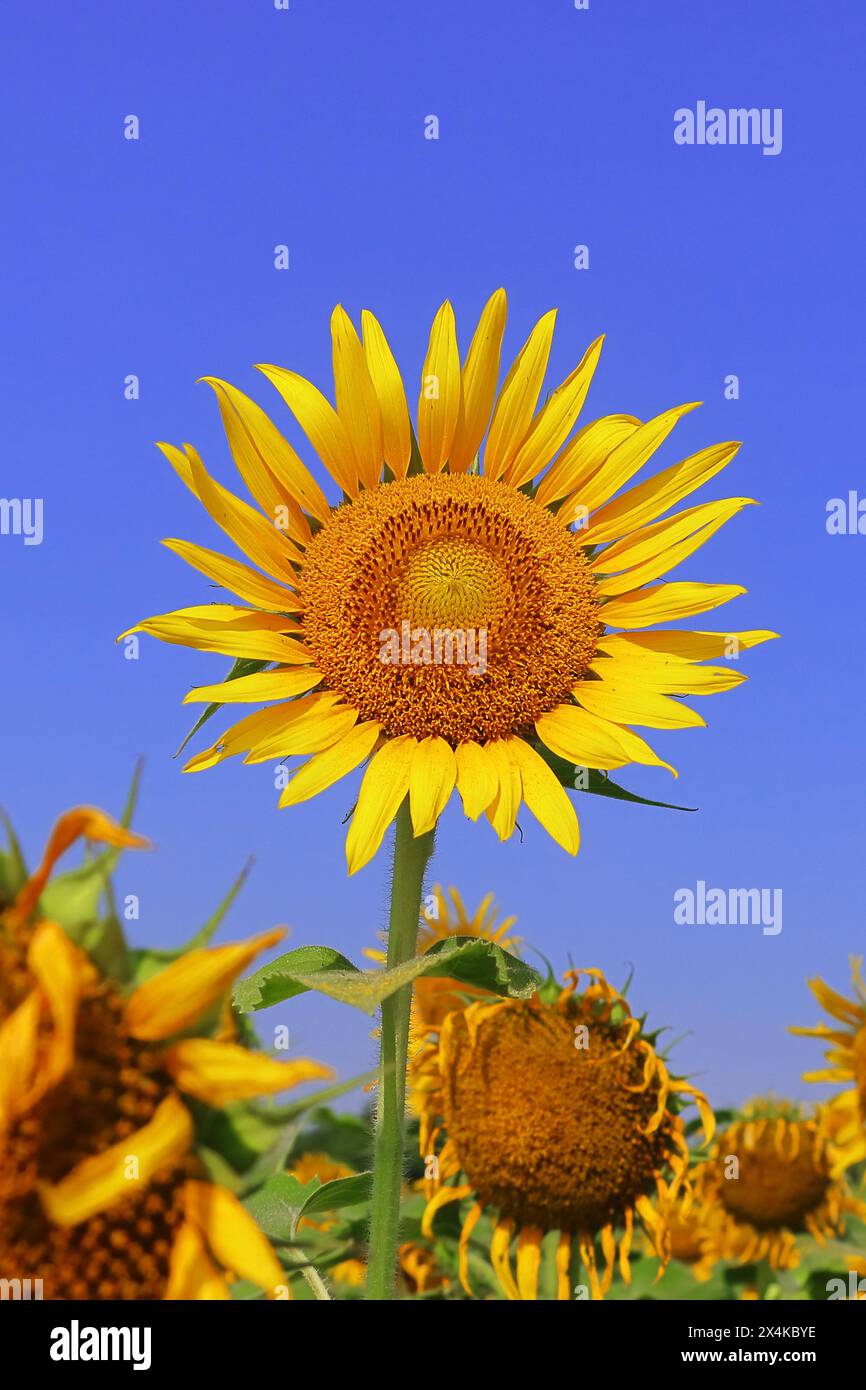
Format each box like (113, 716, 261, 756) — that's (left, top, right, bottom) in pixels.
(256, 363, 357, 495)
(588, 655, 746, 695)
(596, 629, 778, 662)
(184, 702, 316, 774)
(482, 740, 521, 840)
(505, 335, 604, 488)
(575, 402, 701, 514)
(279, 720, 382, 807)
(449, 288, 507, 473)
(458, 1200, 484, 1296)
(27, 920, 96, 1097)
(594, 502, 756, 598)
(536, 414, 640, 508)
(39, 1094, 194, 1227)
(182, 1180, 287, 1298)
(583, 440, 741, 545)
(421, 1183, 473, 1238)
(537, 703, 676, 775)
(165, 1220, 232, 1300)
(200, 376, 329, 525)
(556, 1231, 573, 1300)
(409, 737, 457, 836)
(125, 927, 286, 1041)
(162, 538, 301, 614)
(455, 740, 499, 820)
(346, 736, 417, 874)
(484, 309, 556, 481)
(0, 992, 41, 1130)
(509, 738, 579, 854)
(244, 697, 359, 762)
(574, 679, 706, 730)
(490, 1217, 520, 1300)
(600, 581, 746, 629)
(417, 301, 462, 473)
(163, 1038, 333, 1106)
(331, 305, 383, 491)
(808, 977, 866, 1026)
(515, 1225, 544, 1300)
(184, 667, 323, 705)
(362, 309, 411, 477)
(12, 807, 149, 923)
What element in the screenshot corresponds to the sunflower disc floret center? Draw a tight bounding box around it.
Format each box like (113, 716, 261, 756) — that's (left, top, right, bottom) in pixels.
(440, 999, 672, 1232)
(300, 473, 601, 744)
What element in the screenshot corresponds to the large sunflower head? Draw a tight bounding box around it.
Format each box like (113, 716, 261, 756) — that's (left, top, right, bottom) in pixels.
(791, 958, 866, 1173)
(0, 807, 332, 1299)
(123, 293, 776, 873)
(695, 1098, 866, 1272)
(412, 967, 713, 1300)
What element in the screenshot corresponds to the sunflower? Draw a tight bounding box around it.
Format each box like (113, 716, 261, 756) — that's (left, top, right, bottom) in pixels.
(645, 1187, 731, 1283)
(695, 1099, 866, 1272)
(790, 959, 866, 1173)
(412, 967, 713, 1299)
(122, 292, 776, 874)
(0, 807, 333, 1300)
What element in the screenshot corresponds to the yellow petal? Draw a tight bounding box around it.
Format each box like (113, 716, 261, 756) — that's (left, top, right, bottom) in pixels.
(409, 737, 457, 836)
(39, 1093, 194, 1227)
(184, 667, 323, 704)
(165, 1220, 233, 1300)
(184, 702, 316, 774)
(332, 305, 383, 491)
(575, 679, 706, 730)
(490, 1217, 520, 1300)
(417, 301, 462, 473)
(449, 288, 508, 473)
(601, 581, 746, 629)
(182, 1180, 287, 1298)
(576, 402, 701, 513)
(12, 807, 149, 923)
(537, 703, 676, 775)
(125, 927, 286, 1041)
(162, 538, 301, 614)
(594, 502, 755, 597)
(163, 1038, 333, 1106)
(536, 414, 640, 508)
(484, 309, 556, 481)
(244, 697, 358, 762)
(119, 607, 303, 659)
(27, 920, 95, 1097)
(589, 655, 746, 695)
(362, 309, 411, 477)
(482, 740, 521, 840)
(256, 363, 357, 495)
(505, 335, 604, 488)
(455, 740, 499, 820)
(279, 720, 382, 808)
(516, 1225, 544, 1301)
(583, 440, 741, 545)
(0, 992, 41, 1129)
(592, 496, 751, 574)
(346, 736, 416, 875)
(509, 738, 579, 854)
(200, 376, 329, 525)
(598, 629, 778, 662)
(185, 444, 303, 577)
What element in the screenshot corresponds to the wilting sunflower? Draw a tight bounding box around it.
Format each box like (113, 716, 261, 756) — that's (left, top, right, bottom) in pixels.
(695, 1099, 866, 1272)
(790, 959, 866, 1172)
(645, 1187, 731, 1283)
(0, 807, 332, 1299)
(122, 292, 776, 873)
(412, 967, 713, 1299)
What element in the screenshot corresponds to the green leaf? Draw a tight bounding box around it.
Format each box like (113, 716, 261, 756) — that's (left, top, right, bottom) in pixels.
(243, 1174, 318, 1243)
(295, 1172, 373, 1223)
(234, 938, 541, 1016)
(174, 658, 271, 758)
(533, 740, 696, 812)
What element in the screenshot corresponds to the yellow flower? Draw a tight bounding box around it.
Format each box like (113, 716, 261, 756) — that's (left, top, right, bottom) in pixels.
(0, 807, 333, 1300)
(123, 293, 776, 873)
(695, 1100, 865, 1272)
(412, 968, 713, 1300)
(790, 959, 866, 1173)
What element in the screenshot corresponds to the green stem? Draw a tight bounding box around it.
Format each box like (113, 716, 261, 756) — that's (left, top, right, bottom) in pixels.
(365, 799, 434, 1300)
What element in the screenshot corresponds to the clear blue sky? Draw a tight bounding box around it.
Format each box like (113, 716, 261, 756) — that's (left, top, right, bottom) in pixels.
(2, 1, 863, 1111)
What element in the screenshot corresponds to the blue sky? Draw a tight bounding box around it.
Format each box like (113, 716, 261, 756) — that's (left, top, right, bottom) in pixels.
(2, 0, 864, 1111)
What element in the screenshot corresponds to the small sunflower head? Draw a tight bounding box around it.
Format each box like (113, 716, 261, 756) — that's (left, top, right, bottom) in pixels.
(416, 968, 713, 1299)
(791, 958, 866, 1172)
